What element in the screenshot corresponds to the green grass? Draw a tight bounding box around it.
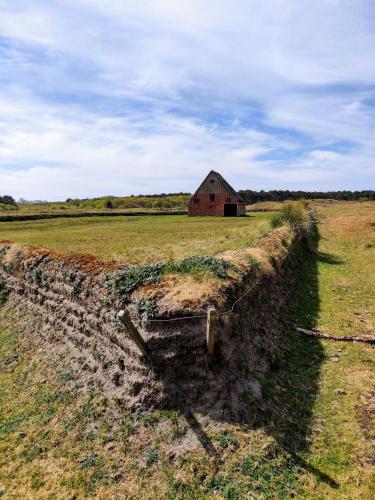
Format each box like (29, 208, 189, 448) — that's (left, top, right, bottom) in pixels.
(16, 194, 191, 212)
(0, 201, 374, 498)
(0, 203, 16, 212)
(0, 213, 273, 263)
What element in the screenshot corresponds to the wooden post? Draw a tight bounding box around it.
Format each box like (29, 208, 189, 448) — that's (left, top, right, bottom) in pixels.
(118, 309, 149, 358)
(206, 307, 216, 368)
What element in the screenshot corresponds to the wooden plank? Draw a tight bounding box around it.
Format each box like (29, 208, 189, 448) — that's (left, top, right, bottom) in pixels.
(296, 327, 375, 344)
(206, 307, 217, 368)
(118, 309, 150, 357)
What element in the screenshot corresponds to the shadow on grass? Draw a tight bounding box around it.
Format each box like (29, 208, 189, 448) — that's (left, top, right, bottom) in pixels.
(316, 250, 345, 265)
(258, 244, 340, 488)
(179, 227, 343, 489)
(183, 411, 217, 457)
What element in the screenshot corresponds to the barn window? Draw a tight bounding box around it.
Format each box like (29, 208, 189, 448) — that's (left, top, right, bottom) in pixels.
(194, 198, 199, 204)
(210, 193, 215, 202)
(210, 179, 214, 183)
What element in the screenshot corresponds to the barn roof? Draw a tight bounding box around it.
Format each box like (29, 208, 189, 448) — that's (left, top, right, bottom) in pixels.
(192, 170, 244, 202)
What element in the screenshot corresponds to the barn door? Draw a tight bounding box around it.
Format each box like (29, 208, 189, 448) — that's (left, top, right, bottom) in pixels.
(224, 204, 237, 216)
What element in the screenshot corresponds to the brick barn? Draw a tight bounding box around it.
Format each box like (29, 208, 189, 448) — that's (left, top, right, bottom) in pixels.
(188, 170, 246, 216)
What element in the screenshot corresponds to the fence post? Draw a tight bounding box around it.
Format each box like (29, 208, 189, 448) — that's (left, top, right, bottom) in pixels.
(118, 309, 149, 358)
(206, 307, 216, 368)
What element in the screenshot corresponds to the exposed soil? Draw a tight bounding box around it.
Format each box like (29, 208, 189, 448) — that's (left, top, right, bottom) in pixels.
(0, 225, 305, 414)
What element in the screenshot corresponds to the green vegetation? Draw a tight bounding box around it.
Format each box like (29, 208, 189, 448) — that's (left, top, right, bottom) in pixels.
(0, 203, 17, 212)
(0, 201, 374, 498)
(17, 194, 191, 213)
(135, 299, 158, 321)
(239, 188, 375, 203)
(110, 256, 236, 298)
(0, 195, 17, 207)
(0, 213, 273, 263)
(271, 200, 309, 229)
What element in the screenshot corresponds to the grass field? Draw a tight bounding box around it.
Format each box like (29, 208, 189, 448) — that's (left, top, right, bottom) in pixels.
(0, 201, 374, 498)
(0, 213, 273, 263)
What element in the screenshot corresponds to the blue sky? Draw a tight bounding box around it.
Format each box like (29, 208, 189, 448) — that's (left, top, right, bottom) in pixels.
(0, 0, 374, 200)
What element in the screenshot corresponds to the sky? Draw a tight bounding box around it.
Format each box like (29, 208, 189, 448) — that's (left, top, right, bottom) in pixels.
(0, 0, 374, 200)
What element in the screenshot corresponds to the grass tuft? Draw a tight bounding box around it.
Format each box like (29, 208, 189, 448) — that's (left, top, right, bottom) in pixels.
(271, 200, 309, 231)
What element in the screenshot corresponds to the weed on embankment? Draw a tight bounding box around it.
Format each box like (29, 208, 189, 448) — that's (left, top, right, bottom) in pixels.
(109, 255, 236, 298)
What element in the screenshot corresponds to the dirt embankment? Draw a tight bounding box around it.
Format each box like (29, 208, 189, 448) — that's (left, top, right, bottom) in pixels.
(0, 222, 310, 412)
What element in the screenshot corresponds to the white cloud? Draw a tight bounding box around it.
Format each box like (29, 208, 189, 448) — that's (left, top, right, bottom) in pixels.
(0, 0, 374, 199)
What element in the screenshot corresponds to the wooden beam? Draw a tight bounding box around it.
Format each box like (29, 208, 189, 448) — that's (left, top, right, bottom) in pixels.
(118, 309, 150, 357)
(296, 327, 375, 344)
(206, 307, 217, 368)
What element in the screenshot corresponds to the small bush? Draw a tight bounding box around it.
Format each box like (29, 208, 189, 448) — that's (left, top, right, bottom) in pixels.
(135, 299, 157, 320)
(271, 201, 308, 230)
(0, 195, 17, 207)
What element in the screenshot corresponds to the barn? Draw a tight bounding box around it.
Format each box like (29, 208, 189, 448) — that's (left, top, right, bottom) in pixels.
(188, 170, 246, 217)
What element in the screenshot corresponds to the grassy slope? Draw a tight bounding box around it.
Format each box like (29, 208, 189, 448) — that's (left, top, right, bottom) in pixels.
(16, 195, 191, 213)
(0, 213, 272, 264)
(0, 202, 374, 498)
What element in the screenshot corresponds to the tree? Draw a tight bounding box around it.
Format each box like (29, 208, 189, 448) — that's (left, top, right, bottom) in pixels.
(0, 195, 17, 206)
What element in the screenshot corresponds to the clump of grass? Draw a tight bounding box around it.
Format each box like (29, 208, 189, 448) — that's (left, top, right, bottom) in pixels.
(80, 453, 98, 469)
(0, 245, 9, 261)
(217, 430, 239, 450)
(135, 299, 157, 320)
(109, 263, 165, 297)
(245, 255, 263, 271)
(132, 408, 160, 427)
(145, 446, 159, 466)
(165, 255, 235, 279)
(64, 270, 87, 295)
(271, 200, 308, 231)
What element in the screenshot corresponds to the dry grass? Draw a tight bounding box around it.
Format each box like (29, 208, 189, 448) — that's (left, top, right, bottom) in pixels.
(246, 201, 284, 211)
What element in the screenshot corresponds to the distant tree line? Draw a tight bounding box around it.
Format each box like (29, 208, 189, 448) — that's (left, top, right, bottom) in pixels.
(129, 192, 191, 198)
(0, 195, 17, 206)
(238, 190, 375, 204)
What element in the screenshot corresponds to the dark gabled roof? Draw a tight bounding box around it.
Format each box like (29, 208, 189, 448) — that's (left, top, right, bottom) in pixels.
(192, 170, 244, 202)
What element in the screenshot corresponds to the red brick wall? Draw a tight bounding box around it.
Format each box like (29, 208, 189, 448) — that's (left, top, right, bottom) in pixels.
(188, 193, 224, 216)
(189, 193, 246, 216)
(237, 203, 246, 216)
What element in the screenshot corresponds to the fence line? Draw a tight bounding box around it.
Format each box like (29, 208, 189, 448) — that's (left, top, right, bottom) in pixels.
(119, 235, 303, 362)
